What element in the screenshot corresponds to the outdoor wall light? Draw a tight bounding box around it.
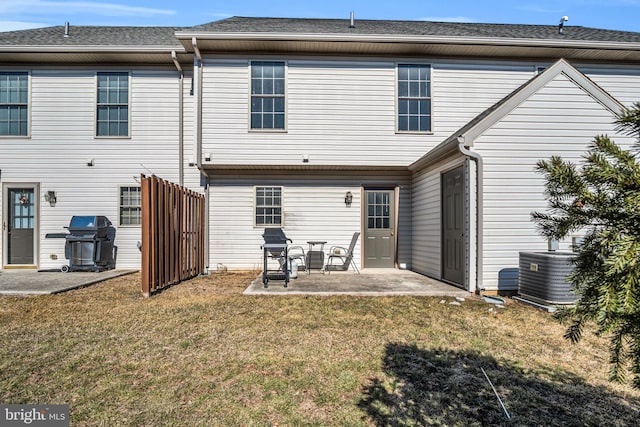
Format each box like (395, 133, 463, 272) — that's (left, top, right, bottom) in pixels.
(302, 154, 309, 163)
(87, 158, 95, 167)
(44, 191, 57, 207)
(344, 191, 353, 207)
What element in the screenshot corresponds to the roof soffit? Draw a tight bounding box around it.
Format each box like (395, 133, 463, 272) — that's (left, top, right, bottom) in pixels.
(176, 31, 640, 62)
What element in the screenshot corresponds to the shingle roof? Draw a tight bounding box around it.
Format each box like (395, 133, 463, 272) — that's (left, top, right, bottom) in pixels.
(2, 16, 640, 48)
(188, 16, 640, 43)
(0, 24, 184, 47)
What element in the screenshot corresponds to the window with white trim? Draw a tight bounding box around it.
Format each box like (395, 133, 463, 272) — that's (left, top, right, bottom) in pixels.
(97, 72, 129, 137)
(0, 72, 28, 136)
(255, 186, 282, 226)
(119, 186, 141, 226)
(250, 61, 285, 130)
(397, 64, 431, 132)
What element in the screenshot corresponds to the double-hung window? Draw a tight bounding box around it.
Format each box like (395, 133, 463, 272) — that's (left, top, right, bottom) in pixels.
(397, 64, 431, 132)
(250, 61, 285, 130)
(255, 186, 282, 226)
(119, 186, 141, 226)
(97, 72, 129, 137)
(0, 72, 28, 136)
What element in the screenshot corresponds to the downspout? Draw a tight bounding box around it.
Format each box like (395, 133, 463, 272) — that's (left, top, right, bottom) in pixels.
(192, 36, 203, 170)
(171, 51, 184, 186)
(458, 136, 483, 294)
(191, 37, 209, 272)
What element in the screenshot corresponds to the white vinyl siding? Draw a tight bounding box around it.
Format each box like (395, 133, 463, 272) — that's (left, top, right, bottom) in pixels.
(200, 59, 534, 167)
(0, 68, 188, 270)
(411, 156, 465, 279)
(580, 65, 640, 108)
(475, 73, 634, 291)
(208, 173, 411, 270)
(0, 72, 28, 136)
(433, 63, 534, 137)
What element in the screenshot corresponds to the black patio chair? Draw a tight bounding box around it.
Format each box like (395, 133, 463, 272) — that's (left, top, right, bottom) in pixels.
(325, 232, 360, 274)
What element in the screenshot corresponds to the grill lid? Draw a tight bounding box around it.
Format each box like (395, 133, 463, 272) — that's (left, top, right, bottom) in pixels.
(68, 215, 112, 232)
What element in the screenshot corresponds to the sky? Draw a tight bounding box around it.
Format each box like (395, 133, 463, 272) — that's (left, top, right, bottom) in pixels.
(1, 0, 640, 33)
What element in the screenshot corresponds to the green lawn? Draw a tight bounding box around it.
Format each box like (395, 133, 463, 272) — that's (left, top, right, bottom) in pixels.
(1, 271, 638, 426)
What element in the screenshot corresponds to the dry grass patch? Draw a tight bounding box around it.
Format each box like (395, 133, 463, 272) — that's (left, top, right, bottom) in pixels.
(1, 271, 639, 425)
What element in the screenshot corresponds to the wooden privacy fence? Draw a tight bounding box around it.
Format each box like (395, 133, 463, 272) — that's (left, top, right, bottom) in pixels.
(140, 174, 205, 297)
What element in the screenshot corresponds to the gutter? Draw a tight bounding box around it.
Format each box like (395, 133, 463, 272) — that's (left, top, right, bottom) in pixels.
(457, 135, 483, 294)
(0, 45, 185, 53)
(171, 50, 185, 186)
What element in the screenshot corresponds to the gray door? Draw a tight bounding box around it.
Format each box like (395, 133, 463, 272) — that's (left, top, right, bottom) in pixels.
(7, 188, 35, 265)
(364, 190, 395, 268)
(442, 167, 465, 286)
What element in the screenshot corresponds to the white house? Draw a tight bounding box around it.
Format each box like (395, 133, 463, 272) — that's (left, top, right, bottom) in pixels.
(1, 16, 640, 293)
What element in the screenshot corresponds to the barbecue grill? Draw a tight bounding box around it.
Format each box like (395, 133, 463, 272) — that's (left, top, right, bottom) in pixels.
(63, 215, 117, 272)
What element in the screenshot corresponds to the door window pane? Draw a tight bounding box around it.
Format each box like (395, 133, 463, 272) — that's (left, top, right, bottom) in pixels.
(11, 189, 34, 229)
(367, 191, 391, 230)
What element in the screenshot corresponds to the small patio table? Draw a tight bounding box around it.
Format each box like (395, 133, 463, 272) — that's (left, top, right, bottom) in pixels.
(306, 241, 326, 274)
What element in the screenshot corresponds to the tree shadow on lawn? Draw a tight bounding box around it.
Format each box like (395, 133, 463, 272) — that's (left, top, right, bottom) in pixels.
(359, 343, 639, 426)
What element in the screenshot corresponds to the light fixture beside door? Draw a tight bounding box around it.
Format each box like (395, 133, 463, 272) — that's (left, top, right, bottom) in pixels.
(344, 191, 353, 207)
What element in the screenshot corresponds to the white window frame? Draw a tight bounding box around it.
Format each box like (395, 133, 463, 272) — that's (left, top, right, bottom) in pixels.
(118, 185, 141, 226)
(249, 61, 287, 132)
(254, 186, 283, 227)
(96, 72, 131, 138)
(396, 63, 433, 134)
(0, 71, 30, 138)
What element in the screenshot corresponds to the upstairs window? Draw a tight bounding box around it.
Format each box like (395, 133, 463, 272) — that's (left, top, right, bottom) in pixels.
(0, 72, 28, 136)
(250, 61, 285, 130)
(397, 64, 431, 132)
(255, 186, 282, 226)
(97, 72, 129, 137)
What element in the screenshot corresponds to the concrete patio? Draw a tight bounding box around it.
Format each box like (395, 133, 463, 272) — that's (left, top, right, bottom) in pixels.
(244, 268, 471, 297)
(0, 269, 137, 295)
(0, 267, 470, 298)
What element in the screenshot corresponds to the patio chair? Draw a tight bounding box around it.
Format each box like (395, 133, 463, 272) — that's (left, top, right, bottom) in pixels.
(325, 232, 360, 274)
